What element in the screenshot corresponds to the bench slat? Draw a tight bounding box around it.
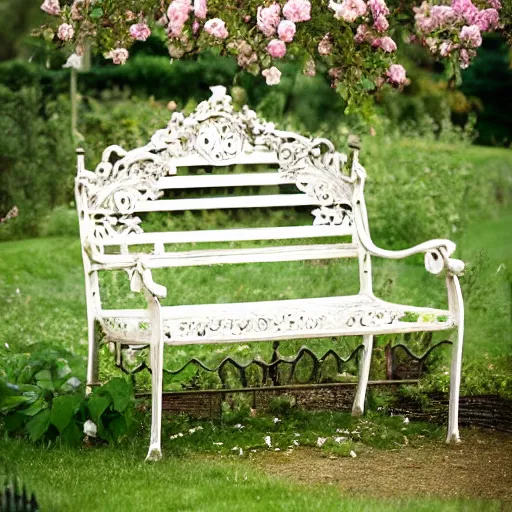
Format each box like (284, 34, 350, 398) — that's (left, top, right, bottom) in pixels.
(158, 173, 291, 190)
(144, 243, 358, 268)
(133, 194, 319, 212)
(101, 224, 352, 246)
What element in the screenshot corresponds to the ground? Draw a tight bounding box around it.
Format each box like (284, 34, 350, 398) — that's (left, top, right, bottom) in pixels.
(253, 429, 512, 504)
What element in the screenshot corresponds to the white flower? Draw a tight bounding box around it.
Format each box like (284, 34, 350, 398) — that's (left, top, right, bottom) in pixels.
(317, 437, 327, 447)
(349, 450, 357, 458)
(213, 442, 223, 446)
(274, 448, 281, 451)
(239, 448, 243, 456)
(15, 288, 20, 294)
(294, 433, 300, 437)
(264, 435, 272, 447)
(334, 436, 347, 444)
(63, 53, 83, 70)
(403, 417, 410, 424)
(83, 420, 97, 438)
(189, 426, 203, 434)
(65, 377, 81, 389)
(292, 440, 299, 446)
(233, 423, 244, 429)
(273, 417, 280, 424)
(262, 66, 282, 86)
(4, 343, 9, 349)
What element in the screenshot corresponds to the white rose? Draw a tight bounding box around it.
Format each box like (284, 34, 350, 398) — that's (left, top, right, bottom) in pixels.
(83, 420, 97, 438)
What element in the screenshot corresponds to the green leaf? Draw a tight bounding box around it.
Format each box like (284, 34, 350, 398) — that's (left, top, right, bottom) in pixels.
(361, 78, 376, 91)
(21, 398, 47, 417)
(90, 7, 103, 19)
(60, 421, 83, 446)
(35, 369, 54, 391)
(88, 393, 111, 424)
(108, 414, 127, 442)
(0, 395, 30, 413)
(26, 409, 51, 442)
(3, 412, 27, 432)
(102, 378, 132, 413)
(50, 395, 82, 433)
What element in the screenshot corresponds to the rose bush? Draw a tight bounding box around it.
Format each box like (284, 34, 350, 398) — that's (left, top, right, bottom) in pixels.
(35, 0, 509, 112)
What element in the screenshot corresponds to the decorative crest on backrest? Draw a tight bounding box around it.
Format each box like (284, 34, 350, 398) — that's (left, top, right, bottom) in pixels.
(77, 86, 358, 244)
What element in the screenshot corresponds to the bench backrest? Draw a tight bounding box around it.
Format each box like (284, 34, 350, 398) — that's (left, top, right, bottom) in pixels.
(75, 86, 371, 309)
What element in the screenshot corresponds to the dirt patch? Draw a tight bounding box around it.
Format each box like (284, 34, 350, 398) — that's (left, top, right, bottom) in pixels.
(251, 428, 512, 502)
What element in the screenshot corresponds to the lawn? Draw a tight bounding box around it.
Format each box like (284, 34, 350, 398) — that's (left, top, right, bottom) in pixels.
(1, 139, 511, 511)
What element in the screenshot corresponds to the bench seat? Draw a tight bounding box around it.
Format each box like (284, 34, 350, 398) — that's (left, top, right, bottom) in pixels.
(101, 294, 454, 346)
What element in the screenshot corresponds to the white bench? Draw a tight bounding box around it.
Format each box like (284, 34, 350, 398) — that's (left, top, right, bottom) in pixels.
(75, 86, 465, 460)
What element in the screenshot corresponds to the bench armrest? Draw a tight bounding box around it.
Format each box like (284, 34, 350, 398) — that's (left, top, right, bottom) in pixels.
(128, 257, 167, 299)
(355, 212, 464, 276)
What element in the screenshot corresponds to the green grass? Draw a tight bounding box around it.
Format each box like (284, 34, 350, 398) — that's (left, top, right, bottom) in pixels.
(0, 437, 501, 512)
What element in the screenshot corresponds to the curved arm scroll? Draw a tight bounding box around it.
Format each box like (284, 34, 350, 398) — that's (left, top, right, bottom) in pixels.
(354, 203, 464, 276)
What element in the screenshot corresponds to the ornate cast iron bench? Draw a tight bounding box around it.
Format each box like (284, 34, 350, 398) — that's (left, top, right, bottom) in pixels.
(75, 86, 465, 460)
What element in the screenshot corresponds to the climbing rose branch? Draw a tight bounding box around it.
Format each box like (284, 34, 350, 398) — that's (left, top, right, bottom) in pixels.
(36, 0, 507, 112)
(0, 207, 19, 225)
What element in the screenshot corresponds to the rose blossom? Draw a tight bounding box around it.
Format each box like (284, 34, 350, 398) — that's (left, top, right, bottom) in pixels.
(374, 14, 389, 32)
(278, 20, 296, 42)
(439, 40, 457, 56)
(452, 0, 479, 24)
(354, 24, 374, 43)
(71, 0, 83, 21)
(167, 0, 191, 37)
(318, 33, 333, 55)
(129, 23, 151, 41)
(459, 48, 471, 68)
(303, 58, 316, 76)
(283, 0, 311, 22)
(107, 48, 129, 65)
(205, 18, 229, 39)
(372, 36, 396, 52)
(474, 9, 499, 31)
(57, 23, 74, 41)
(460, 25, 482, 47)
(267, 39, 287, 58)
(330, 0, 367, 22)
(257, 3, 281, 37)
(262, 66, 282, 85)
(369, 0, 389, 19)
(487, 0, 501, 8)
(386, 64, 407, 85)
(194, 0, 207, 19)
(40, 0, 60, 15)
(431, 5, 457, 27)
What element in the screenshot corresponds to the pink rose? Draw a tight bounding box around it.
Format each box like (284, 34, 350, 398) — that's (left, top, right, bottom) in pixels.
(354, 24, 374, 44)
(374, 15, 389, 32)
(193, 20, 201, 34)
(257, 3, 281, 37)
(262, 66, 282, 85)
(57, 23, 74, 41)
(107, 48, 129, 65)
(439, 40, 457, 56)
(129, 23, 151, 41)
(459, 48, 474, 68)
(40, 0, 60, 15)
(386, 64, 407, 85)
(452, 0, 479, 24)
(369, 0, 389, 19)
(372, 36, 397, 52)
(431, 6, 457, 28)
(460, 24, 482, 47)
(194, 0, 208, 19)
(303, 58, 316, 76)
(487, 0, 501, 9)
(205, 18, 229, 39)
(474, 9, 500, 31)
(318, 33, 333, 55)
(278, 20, 296, 42)
(267, 39, 287, 58)
(283, 0, 311, 22)
(167, 0, 191, 37)
(71, 0, 83, 21)
(330, 0, 367, 22)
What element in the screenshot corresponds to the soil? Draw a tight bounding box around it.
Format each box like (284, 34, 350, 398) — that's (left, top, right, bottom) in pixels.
(250, 428, 512, 503)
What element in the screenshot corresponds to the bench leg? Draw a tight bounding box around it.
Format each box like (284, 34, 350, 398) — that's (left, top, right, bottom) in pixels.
(146, 296, 164, 461)
(86, 318, 99, 396)
(446, 275, 464, 444)
(352, 334, 373, 416)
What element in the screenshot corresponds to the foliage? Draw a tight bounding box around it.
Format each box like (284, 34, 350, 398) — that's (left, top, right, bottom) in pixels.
(35, 0, 511, 114)
(0, 348, 137, 446)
